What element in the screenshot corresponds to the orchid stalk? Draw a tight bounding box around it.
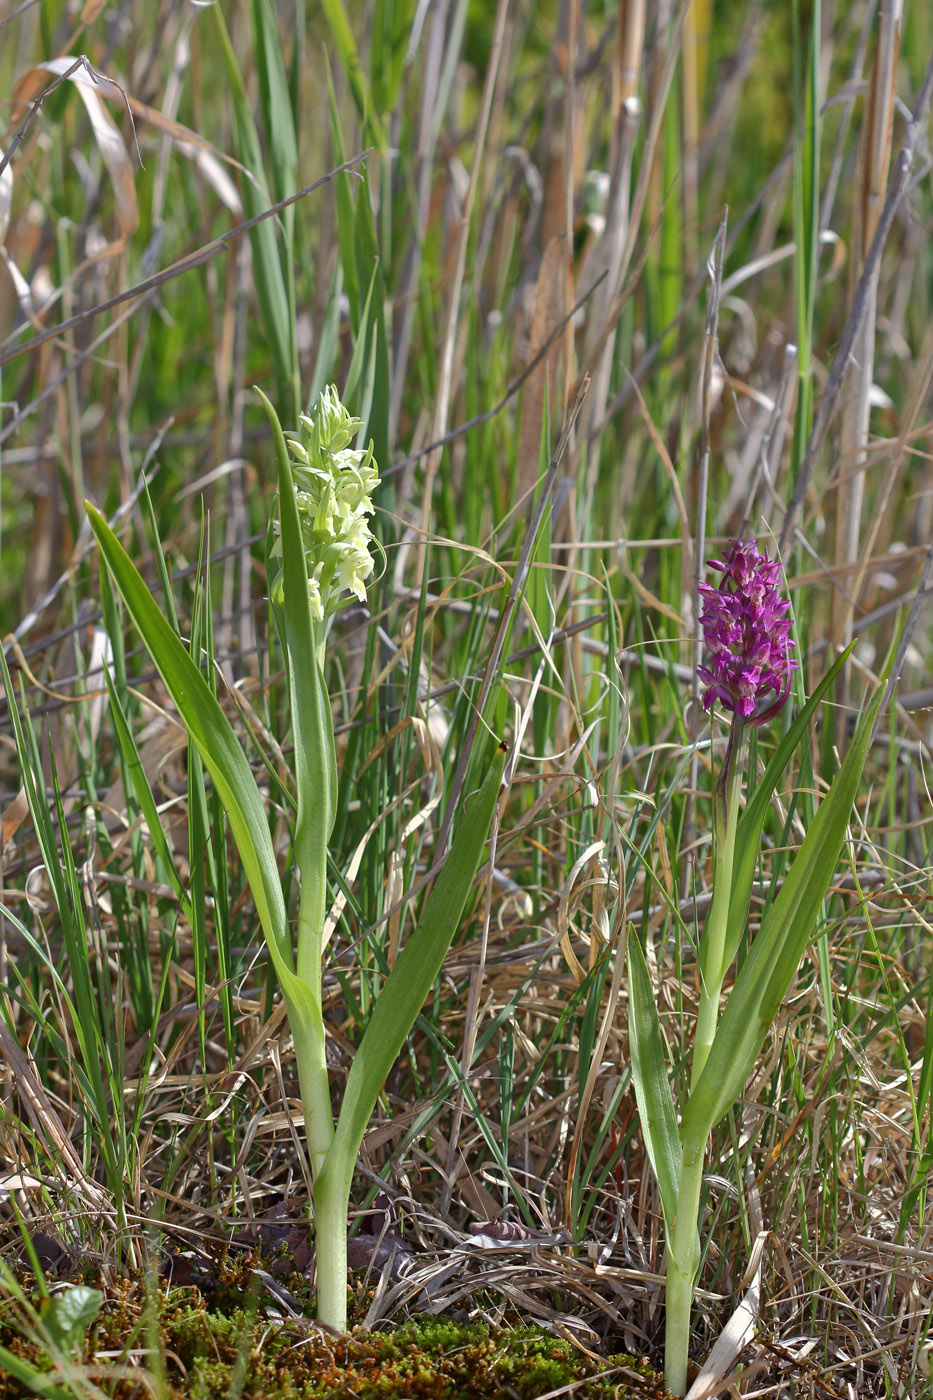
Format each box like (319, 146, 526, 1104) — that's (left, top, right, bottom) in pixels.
(86, 386, 506, 1333)
(692, 542, 798, 1087)
(627, 539, 886, 1397)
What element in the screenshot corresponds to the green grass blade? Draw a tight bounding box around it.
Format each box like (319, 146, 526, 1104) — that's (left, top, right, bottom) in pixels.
(340, 265, 376, 411)
(370, 0, 415, 114)
(212, 4, 296, 404)
(48, 762, 123, 1197)
(138, 477, 180, 634)
(318, 0, 385, 148)
(789, 0, 821, 495)
(308, 268, 344, 404)
(0, 1343, 76, 1400)
(349, 167, 390, 467)
(193, 523, 236, 1058)
(187, 519, 212, 1067)
(252, 0, 299, 417)
(252, 0, 298, 211)
(440, 1047, 536, 1226)
(0, 658, 120, 1195)
(101, 669, 191, 922)
(328, 71, 361, 327)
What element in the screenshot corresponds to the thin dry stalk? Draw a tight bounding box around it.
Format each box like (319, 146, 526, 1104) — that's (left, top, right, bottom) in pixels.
(779, 46, 933, 556)
(580, 0, 646, 434)
(413, 0, 510, 587)
(680, 0, 711, 280)
(830, 2, 902, 683)
(580, 0, 689, 445)
(388, 1, 457, 443)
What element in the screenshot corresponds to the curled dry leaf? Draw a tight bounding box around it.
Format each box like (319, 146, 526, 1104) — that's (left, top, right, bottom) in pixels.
(13, 56, 138, 252)
(468, 1218, 539, 1241)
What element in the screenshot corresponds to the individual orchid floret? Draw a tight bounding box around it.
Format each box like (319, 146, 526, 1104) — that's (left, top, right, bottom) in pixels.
(268, 386, 381, 618)
(697, 539, 797, 725)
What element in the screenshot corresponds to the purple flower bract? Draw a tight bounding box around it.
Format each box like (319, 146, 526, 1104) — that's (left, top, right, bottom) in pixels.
(698, 539, 797, 725)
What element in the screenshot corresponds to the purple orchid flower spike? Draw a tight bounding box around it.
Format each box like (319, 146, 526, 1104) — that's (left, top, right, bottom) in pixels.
(698, 539, 797, 727)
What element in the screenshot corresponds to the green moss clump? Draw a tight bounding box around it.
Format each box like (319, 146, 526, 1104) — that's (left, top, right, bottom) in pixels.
(0, 1271, 670, 1399)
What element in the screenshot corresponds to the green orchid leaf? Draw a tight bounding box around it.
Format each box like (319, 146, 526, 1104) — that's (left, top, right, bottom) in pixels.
(627, 932, 682, 1227)
(85, 504, 293, 978)
(716, 642, 854, 977)
(319, 744, 508, 1206)
(682, 672, 886, 1144)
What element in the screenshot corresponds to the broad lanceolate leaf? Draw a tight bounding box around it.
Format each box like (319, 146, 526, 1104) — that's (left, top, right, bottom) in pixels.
(627, 932, 682, 1227)
(714, 642, 854, 980)
(682, 674, 886, 1145)
(318, 744, 508, 1206)
(86, 504, 293, 980)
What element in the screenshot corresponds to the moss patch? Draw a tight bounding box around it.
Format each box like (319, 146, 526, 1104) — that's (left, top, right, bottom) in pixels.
(0, 1265, 670, 1399)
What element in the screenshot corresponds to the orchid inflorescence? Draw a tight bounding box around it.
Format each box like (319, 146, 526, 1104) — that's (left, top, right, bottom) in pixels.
(698, 538, 797, 724)
(628, 534, 884, 1395)
(268, 385, 381, 621)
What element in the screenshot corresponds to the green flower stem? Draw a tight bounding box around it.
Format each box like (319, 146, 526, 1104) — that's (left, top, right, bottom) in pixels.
(664, 1146, 706, 1397)
(664, 716, 746, 1394)
(691, 715, 746, 1089)
(289, 995, 335, 1179)
(292, 867, 332, 1174)
(312, 1158, 351, 1331)
(293, 618, 342, 1318)
(290, 939, 344, 1332)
